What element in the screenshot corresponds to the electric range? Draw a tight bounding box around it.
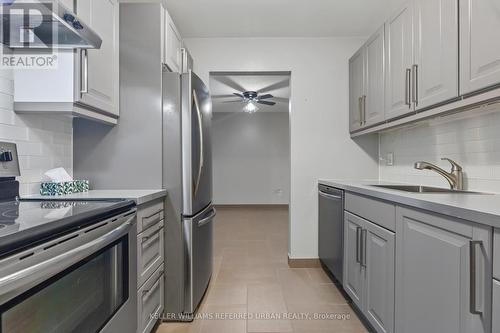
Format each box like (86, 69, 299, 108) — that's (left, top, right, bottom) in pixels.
(0, 141, 138, 333)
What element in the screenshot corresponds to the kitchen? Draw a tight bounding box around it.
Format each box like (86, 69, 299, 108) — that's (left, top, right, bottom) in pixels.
(0, 0, 500, 333)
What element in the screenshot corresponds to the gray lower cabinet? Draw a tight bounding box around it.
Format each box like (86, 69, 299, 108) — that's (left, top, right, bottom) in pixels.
(136, 199, 166, 333)
(344, 212, 395, 333)
(137, 220, 164, 288)
(344, 212, 365, 308)
(395, 207, 492, 333)
(138, 264, 165, 333)
(493, 279, 500, 333)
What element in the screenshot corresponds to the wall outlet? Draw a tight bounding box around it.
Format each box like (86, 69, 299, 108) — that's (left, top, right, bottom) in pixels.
(273, 189, 283, 196)
(386, 152, 394, 166)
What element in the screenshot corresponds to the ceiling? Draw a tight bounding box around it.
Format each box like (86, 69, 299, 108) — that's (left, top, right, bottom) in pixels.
(210, 73, 290, 113)
(167, 0, 406, 38)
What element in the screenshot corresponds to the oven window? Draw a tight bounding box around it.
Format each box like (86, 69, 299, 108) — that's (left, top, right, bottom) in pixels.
(0, 237, 128, 333)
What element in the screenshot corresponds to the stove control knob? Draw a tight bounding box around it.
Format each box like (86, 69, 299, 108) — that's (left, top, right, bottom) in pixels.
(0, 151, 13, 162)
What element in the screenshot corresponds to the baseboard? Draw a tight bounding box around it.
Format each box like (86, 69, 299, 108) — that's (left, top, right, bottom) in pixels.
(287, 256, 321, 268)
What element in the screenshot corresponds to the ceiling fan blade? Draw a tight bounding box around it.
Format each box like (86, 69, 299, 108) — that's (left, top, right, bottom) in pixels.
(257, 94, 274, 100)
(257, 100, 276, 106)
(272, 97, 289, 103)
(257, 78, 290, 94)
(233, 93, 244, 98)
(212, 94, 239, 99)
(221, 99, 244, 104)
(211, 75, 247, 93)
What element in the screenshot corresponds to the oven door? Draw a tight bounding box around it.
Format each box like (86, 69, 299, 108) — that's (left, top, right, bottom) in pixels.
(0, 211, 137, 333)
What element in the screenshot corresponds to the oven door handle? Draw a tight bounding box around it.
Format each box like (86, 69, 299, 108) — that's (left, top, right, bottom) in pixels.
(0, 216, 133, 297)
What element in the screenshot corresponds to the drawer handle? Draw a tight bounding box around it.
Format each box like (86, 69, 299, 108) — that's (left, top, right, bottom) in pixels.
(142, 227, 162, 243)
(470, 240, 484, 315)
(360, 229, 367, 268)
(356, 226, 362, 264)
(143, 210, 162, 221)
(142, 274, 163, 298)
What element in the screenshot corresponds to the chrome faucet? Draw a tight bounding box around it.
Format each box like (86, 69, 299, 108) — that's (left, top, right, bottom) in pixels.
(414, 158, 464, 190)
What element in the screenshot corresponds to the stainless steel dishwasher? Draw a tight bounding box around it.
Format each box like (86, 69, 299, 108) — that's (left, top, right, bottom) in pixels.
(318, 184, 344, 284)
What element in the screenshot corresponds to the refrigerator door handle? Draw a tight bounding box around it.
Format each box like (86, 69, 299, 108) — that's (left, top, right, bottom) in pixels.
(198, 208, 217, 227)
(192, 89, 204, 196)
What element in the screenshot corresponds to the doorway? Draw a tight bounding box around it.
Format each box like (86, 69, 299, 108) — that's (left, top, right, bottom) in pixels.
(209, 71, 291, 206)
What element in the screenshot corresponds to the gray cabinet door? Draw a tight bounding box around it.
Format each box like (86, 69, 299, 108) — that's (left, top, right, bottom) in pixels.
(76, 0, 119, 116)
(395, 207, 491, 333)
(343, 212, 364, 309)
(349, 48, 365, 132)
(385, 2, 414, 120)
(460, 0, 500, 95)
(493, 279, 500, 333)
(364, 220, 395, 333)
(413, 0, 458, 110)
(364, 25, 386, 127)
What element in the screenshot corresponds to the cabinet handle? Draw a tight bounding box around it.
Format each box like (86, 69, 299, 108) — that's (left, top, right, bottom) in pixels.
(412, 64, 418, 107)
(361, 229, 367, 267)
(358, 97, 363, 126)
(362, 95, 367, 125)
(356, 226, 362, 264)
(80, 49, 89, 95)
(469, 240, 484, 315)
(405, 68, 412, 108)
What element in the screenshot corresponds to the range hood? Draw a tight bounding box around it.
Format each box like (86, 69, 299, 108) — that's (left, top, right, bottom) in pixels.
(1, 0, 102, 49)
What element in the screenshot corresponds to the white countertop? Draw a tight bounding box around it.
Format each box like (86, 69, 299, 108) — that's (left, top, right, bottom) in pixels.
(24, 189, 167, 206)
(319, 179, 500, 228)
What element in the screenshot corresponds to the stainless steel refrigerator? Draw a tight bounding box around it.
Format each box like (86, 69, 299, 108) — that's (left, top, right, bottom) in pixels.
(73, 2, 215, 321)
(163, 69, 215, 319)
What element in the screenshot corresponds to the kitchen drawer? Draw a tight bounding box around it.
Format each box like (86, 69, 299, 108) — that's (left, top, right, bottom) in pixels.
(345, 193, 396, 231)
(494, 279, 500, 333)
(137, 199, 164, 234)
(137, 264, 164, 333)
(494, 229, 500, 280)
(137, 220, 164, 288)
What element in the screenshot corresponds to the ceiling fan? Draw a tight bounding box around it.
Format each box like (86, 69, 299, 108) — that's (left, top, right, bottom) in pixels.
(231, 91, 276, 113)
(211, 76, 289, 113)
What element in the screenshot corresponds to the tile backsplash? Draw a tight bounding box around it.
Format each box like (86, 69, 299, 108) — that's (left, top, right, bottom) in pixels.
(379, 103, 500, 193)
(0, 68, 73, 196)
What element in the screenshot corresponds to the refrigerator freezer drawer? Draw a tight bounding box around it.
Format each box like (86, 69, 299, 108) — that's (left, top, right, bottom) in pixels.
(183, 205, 216, 313)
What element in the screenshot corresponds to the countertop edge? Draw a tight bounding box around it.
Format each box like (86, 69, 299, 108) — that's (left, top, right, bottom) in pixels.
(319, 179, 500, 228)
(23, 189, 167, 206)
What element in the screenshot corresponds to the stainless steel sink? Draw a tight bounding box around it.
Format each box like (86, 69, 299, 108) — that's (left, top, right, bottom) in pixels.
(370, 184, 490, 194)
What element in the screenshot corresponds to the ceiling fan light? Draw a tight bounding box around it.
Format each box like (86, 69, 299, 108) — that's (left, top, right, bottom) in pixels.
(244, 101, 258, 113)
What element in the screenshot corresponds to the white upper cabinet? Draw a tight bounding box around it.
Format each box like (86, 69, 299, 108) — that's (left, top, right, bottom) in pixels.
(164, 10, 182, 73)
(413, 0, 458, 110)
(460, 0, 500, 95)
(13, 0, 119, 124)
(349, 48, 365, 132)
(77, 0, 119, 117)
(384, 2, 414, 120)
(364, 25, 385, 127)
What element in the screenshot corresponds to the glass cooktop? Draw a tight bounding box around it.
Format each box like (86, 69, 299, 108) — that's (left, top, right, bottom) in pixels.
(0, 199, 135, 256)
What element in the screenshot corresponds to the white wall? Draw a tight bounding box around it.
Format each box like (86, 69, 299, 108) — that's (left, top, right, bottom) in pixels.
(0, 66, 73, 195)
(379, 104, 500, 193)
(212, 112, 290, 205)
(185, 37, 379, 259)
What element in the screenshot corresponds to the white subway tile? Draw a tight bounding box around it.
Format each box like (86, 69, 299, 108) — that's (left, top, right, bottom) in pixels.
(380, 104, 500, 193)
(0, 92, 14, 111)
(0, 124, 28, 141)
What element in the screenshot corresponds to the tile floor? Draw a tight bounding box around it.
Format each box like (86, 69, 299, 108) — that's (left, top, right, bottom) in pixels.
(156, 206, 368, 333)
